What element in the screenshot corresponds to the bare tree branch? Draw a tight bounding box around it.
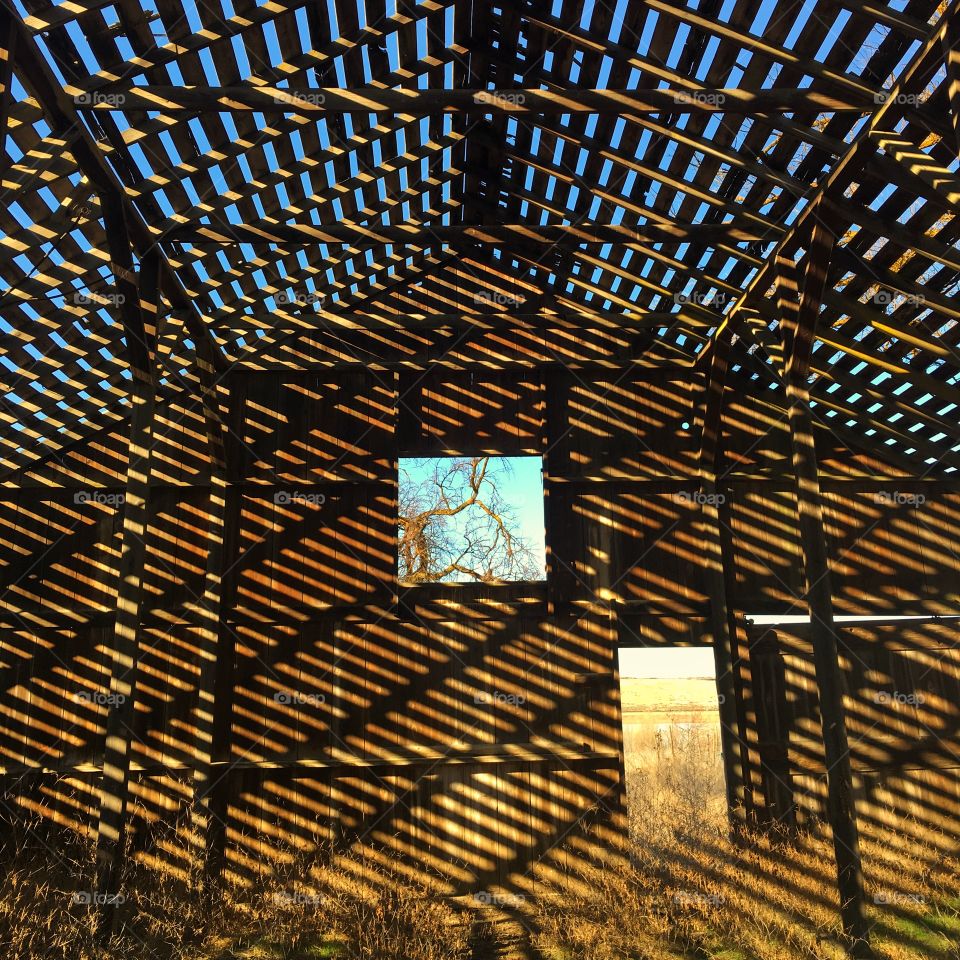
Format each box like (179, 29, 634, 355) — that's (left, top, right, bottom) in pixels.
(397, 456, 543, 584)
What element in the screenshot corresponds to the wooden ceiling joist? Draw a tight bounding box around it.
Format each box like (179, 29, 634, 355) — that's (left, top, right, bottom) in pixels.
(73, 85, 879, 115)
(164, 221, 772, 246)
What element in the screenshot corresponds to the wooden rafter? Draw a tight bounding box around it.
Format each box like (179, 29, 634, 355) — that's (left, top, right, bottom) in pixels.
(165, 221, 772, 246)
(73, 85, 878, 114)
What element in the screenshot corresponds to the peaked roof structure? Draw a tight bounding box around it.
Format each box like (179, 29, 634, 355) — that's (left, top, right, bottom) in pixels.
(1, 0, 959, 477)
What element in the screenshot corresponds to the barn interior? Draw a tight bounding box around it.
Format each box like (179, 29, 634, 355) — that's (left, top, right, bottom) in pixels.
(0, 0, 959, 957)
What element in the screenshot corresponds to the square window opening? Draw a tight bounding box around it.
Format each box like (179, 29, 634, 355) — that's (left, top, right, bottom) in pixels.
(398, 456, 546, 584)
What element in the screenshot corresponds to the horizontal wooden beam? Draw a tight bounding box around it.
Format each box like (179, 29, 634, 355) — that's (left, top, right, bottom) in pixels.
(524, 13, 849, 164)
(822, 196, 960, 275)
(165, 221, 772, 246)
(234, 356, 697, 372)
(0, 742, 621, 778)
(22, 0, 116, 32)
(7, 475, 960, 500)
(72, 86, 877, 114)
(854, 2, 932, 41)
(217, 309, 696, 334)
(0, 479, 392, 501)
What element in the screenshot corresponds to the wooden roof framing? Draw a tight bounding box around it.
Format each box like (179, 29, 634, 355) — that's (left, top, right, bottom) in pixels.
(0, 0, 957, 476)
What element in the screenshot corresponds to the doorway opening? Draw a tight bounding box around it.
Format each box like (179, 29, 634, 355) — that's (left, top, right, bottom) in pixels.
(617, 647, 726, 832)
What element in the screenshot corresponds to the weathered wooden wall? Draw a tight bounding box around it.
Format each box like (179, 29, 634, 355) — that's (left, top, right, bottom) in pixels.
(717, 389, 960, 842)
(0, 368, 957, 893)
(748, 619, 960, 847)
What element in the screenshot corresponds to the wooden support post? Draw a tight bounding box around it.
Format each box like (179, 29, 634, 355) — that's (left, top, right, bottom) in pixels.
(189, 335, 231, 882)
(98, 196, 153, 373)
(726, 599, 770, 826)
(95, 176, 229, 893)
(94, 374, 153, 909)
(776, 225, 872, 959)
(109, 169, 229, 882)
(97, 204, 159, 916)
(697, 325, 749, 835)
(190, 472, 227, 883)
(542, 366, 571, 619)
(93, 244, 160, 923)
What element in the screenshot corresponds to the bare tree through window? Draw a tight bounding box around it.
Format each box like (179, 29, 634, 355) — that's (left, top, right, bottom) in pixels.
(397, 456, 545, 583)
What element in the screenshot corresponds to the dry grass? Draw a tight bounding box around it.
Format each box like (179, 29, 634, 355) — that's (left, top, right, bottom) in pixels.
(1, 735, 958, 959)
(532, 724, 960, 960)
(0, 815, 470, 960)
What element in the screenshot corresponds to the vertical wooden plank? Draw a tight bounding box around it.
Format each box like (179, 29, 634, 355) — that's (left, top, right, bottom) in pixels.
(190, 473, 228, 882)
(543, 368, 571, 618)
(776, 225, 872, 958)
(190, 342, 236, 878)
(698, 328, 749, 834)
(750, 628, 797, 828)
(721, 598, 771, 825)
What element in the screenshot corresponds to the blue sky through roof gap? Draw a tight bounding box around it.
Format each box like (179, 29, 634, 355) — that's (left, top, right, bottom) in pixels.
(64, 22, 99, 74)
(697, 37, 722, 81)
(261, 18, 282, 67)
(229, 33, 252, 77)
(608, 0, 631, 43)
(815, 10, 851, 63)
(220, 113, 240, 140)
(114, 33, 136, 62)
(782, 0, 817, 50)
(416, 16, 428, 58)
(868, 183, 897, 211)
(198, 48, 221, 85)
